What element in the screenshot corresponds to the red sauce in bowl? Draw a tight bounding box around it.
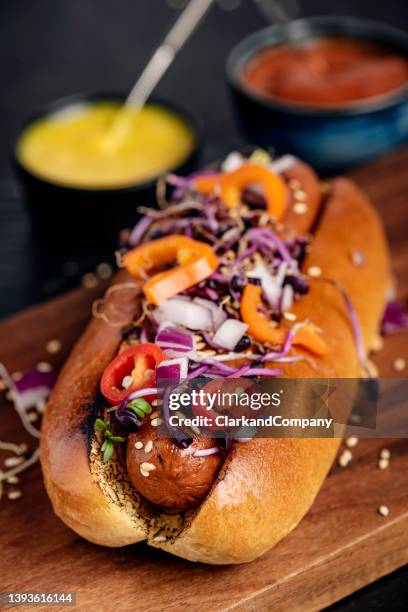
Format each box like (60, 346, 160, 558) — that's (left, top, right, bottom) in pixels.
(243, 37, 408, 108)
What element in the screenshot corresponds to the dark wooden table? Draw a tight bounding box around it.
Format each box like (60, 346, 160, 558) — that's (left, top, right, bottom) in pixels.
(0, 148, 408, 611)
(1, 1, 408, 610)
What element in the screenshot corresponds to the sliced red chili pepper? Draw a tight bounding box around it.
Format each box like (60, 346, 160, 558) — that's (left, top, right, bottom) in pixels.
(101, 343, 164, 405)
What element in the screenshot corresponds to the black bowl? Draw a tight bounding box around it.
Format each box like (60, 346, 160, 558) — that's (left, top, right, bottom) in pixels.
(13, 92, 203, 252)
(226, 16, 408, 174)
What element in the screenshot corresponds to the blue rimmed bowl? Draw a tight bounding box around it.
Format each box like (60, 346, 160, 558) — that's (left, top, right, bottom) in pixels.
(226, 16, 408, 174)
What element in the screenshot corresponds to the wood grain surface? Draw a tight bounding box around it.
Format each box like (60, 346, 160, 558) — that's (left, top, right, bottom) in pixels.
(1, 148, 408, 611)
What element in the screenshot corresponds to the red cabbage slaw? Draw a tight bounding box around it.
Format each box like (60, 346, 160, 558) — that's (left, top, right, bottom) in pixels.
(119, 151, 371, 394)
(0, 364, 56, 495)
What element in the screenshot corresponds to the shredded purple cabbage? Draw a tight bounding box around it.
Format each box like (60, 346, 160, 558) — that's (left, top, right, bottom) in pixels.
(115, 402, 142, 432)
(14, 370, 55, 393)
(381, 301, 408, 335)
(128, 215, 154, 247)
(245, 228, 298, 270)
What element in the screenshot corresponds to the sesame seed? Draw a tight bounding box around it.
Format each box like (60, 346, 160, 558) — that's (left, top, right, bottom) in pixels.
(0, 379, 7, 391)
(96, 262, 113, 280)
(283, 312, 297, 321)
(37, 361, 52, 373)
(259, 213, 270, 227)
(378, 458, 389, 470)
(153, 535, 167, 542)
(140, 468, 150, 478)
(134, 441, 143, 450)
(350, 250, 365, 267)
(4, 456, 24, 468)
(27, 412, 39, 423)
(366, 360, 379, 378)
(36, 399, 47, 414)
(196, 342, 206, 350)
(151, 418, 163, 427)
(145, 441, 153, 453)
(289, 179, 301, 190)
(151, 399, 159, 407)
(294, 189, 308, 201)
(81, 273, 99, 288)
(380, 448, 391, 460)
(150, 411, 158, 419)
(19, 443, 28, 453)
(307, 265, 322, 278)
(46, 339, 62, 354)
(7, 489, 22, 501)
(122, 375, 133, 389)
(393, 358, 406, 372)
(378, 505, 389, 517)
(345, 436, 359, 448)
(140, 462, 156, 472)
(11, 371, 23, 381)
(6, 475, 19, 484)
(371, 335, 384, 352)
(338, 449, 352, 467)
(293, 202, 308, 215)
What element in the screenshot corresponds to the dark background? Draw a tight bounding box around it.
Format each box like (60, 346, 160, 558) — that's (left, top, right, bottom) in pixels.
(1, 0, 408, 608)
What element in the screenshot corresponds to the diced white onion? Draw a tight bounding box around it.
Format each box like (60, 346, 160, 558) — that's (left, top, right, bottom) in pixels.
(247, 261, 282, 309)
(281, 284, 294, 313)
(269, 155, 297, 174)
(221, 151, 244, 173)
(212, 319, 248, 351)
(155, 298, 212, 331)
(193, 297, 226, 331)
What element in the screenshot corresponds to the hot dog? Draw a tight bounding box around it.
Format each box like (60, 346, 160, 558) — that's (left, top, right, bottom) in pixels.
(127, 423, 225, 511)
(40, 150, 390, 563)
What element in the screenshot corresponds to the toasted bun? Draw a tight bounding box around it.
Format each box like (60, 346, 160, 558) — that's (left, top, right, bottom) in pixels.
(41, 177, 390, 562)
(40, 272, 150, 546)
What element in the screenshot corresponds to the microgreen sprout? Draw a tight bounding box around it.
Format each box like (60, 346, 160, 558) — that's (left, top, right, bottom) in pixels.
(127, 398, 153, 419)
(95, 418, 125, 463)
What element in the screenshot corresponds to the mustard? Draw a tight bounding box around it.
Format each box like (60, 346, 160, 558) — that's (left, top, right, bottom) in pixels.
(17, 102, 195, 189)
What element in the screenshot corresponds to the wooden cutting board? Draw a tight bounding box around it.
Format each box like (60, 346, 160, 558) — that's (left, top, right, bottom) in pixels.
(1, 148, 408, 612)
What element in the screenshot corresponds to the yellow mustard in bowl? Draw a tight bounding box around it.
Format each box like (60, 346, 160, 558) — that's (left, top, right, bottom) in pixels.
(16, 102, 195, 189)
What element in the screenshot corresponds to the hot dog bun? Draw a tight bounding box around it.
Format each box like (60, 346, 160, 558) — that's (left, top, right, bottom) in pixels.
(40, 176, 390, 563)
(40, 273, 150, 546)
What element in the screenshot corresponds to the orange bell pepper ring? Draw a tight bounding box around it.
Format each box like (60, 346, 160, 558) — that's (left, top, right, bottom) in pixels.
(122, 236, 219, 305)
(241, 284, 328, 356)
(194, 163, 288, 221)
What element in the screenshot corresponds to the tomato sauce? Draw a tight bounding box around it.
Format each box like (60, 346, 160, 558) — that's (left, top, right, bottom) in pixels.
(243, 37, 408, 107)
